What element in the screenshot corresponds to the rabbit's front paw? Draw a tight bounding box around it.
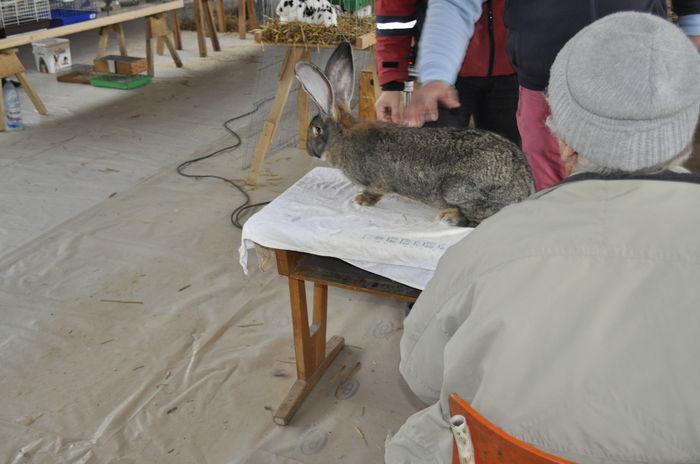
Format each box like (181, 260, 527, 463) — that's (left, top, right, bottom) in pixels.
(437, 208, 464, 227)
(353, 191, 383, 206)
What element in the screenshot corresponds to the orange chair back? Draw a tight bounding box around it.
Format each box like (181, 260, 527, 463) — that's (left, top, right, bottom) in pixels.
(449, 393, 576, 464)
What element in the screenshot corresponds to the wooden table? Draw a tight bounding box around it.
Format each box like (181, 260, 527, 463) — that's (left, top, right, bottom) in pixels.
(0, 0, 184, 131)
(245, 32, 378, 186)
(271, 248, 420, 425)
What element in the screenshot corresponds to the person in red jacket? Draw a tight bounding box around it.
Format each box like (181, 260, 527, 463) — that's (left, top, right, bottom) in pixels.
(374, 0, 520, 145)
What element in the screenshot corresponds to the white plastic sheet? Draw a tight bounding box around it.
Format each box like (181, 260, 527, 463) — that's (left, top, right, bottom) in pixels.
(240, 167, 473, 290)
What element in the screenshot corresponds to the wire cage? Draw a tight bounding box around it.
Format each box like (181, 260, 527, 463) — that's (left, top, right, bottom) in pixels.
(0, 0, 52, 38)
(49, 0, 97, 27)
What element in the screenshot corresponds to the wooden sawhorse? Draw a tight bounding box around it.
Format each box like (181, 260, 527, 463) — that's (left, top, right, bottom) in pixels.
(245, 34, 378, 186)
(271, 248, 420, 425)
(0, 50, 47, 132)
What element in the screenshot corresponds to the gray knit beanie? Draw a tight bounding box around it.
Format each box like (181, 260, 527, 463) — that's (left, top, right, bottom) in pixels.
(547, 12, 700, 171)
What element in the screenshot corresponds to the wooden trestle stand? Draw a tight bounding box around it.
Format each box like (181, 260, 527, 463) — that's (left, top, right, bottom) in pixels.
(245, 33, 378, 186)
(271, 248, 420, 425)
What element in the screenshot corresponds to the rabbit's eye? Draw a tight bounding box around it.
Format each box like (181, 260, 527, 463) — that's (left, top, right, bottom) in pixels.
(312, 126, 323, 137)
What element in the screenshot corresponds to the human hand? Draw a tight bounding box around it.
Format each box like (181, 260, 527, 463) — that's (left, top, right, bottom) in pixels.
(689, 35, 700, 52)
(402, 80, 459, 127)
(375, 91, 403, 123)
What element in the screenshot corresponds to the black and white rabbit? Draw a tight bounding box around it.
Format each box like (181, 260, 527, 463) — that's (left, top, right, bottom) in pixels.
(275, 0, 338, 26)
(294, 43, 535, 227)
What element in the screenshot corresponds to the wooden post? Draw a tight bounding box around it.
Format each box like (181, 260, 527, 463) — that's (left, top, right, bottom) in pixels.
(170, 10, 183, 50)
(246, 0, 257, 29)
(359, 68, 377, 121)
(246, 46, 304, 185)
(216, 0, 225, 33)
(200, 0, 221, 52)
(238, 0, 246, 39)
(194, 0, 207, 57)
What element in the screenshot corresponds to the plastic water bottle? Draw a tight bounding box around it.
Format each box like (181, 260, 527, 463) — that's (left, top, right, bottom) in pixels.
(3, 79, 23, 130)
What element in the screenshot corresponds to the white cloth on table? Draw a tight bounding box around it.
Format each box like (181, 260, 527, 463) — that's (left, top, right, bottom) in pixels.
(238, 167, 473, 290)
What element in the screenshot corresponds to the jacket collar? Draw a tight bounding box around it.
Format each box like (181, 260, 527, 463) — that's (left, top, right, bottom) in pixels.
(532, 169, 700, 199)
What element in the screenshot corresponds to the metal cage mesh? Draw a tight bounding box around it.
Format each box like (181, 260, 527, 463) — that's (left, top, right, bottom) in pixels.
(0, 0, 51, 29)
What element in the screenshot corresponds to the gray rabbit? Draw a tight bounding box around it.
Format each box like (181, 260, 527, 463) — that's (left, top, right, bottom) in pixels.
(294, 42, 535, 227)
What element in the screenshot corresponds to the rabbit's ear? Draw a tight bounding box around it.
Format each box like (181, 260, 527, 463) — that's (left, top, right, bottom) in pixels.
(295, 62, 335, 115)
(324, 42, 354, 104)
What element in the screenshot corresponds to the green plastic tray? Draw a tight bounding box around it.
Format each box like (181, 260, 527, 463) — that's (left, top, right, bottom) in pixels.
(90, 73, 152, 90)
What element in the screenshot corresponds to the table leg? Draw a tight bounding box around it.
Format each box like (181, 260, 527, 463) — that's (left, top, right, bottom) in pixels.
(246, 0, 257, 29)
(201, 0, 221, 52)
(273, 277, 344, 425)
(238, 0, 246, 39)
(216, 0, 225, 33)
(15, 72, 47, 115)
(116, 24, 128, 56)
(145, 17, 154, 76)
(194, 0, 207, 57)
(170, 10, 183, 50)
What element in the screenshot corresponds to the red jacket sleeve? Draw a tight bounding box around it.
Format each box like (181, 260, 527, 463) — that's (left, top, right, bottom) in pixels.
(375, 0, 420, 86)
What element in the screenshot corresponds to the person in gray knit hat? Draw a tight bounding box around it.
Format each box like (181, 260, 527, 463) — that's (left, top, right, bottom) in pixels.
(547, 11, 700, 174)
(385, 11, 700, 464)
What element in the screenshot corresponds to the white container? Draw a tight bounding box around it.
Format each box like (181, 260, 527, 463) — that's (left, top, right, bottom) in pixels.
(31, 38, 72, 73)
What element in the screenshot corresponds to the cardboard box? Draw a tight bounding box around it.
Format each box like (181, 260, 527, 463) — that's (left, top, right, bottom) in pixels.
(31, 38, 72, 74)
(94, 55, 148, 75)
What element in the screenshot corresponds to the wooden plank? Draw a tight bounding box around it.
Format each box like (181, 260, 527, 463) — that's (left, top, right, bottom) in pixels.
(273, 335, 344, 425)
(0, 0, 184, 50)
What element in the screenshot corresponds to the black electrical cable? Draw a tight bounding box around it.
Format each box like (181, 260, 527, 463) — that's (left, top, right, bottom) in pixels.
(176, 98, 274, 229)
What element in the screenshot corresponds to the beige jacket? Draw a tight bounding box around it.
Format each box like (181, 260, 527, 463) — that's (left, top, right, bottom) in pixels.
(385, 172, 700, 464)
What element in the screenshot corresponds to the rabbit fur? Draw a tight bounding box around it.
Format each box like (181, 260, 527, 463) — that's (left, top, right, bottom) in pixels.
(294, 43, 535, 227)
(275, 0, 338, 26)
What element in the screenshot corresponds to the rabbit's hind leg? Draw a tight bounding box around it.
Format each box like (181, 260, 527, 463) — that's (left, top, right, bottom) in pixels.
(353, 191, 383, 206)
(436, 208, 467, 227)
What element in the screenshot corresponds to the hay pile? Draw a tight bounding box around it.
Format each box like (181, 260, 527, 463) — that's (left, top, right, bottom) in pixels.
(257, 16, 374, 46)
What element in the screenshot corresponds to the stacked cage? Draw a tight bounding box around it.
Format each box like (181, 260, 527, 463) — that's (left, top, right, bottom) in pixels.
(49, 0, 97, 27)
(0, 0, 52, 38)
